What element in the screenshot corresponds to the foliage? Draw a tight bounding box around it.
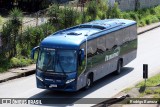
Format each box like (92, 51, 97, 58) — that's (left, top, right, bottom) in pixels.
(0, 16, 2, 25)
(85, 0, 98, 21)
(47, 3, 61, 24)
(1, 21, 13, 58)
(1, 8, 23, 58)
(97, 0, 108, 19)
(144, 89, 153, 94)
(121, 5, 160, 27)
(58, 5, 81, 29)
(2, 3, 160, 73)
(108, 2, 121, 18)
(0, 56, 33, 73)
(40, 23, 55, 36)
(10, 57, 33, 68)
(47, 4, 81, 29)
(17, 22, 54, 58)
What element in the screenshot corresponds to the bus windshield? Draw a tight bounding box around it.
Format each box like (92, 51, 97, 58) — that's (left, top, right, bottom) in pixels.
(37, 49, 77, 73)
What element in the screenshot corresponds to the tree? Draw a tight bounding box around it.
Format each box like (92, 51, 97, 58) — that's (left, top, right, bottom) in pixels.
(107, 2, 121, 18)
(9, 8, 23, 57)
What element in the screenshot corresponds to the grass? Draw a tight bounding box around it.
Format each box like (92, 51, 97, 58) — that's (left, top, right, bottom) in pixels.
(121, 73, 160, 98)
(154, 88, 160, 94)
(0, 56, 34, 73)
(144, 89, 153, 94)
(139, 88, 160, 98)
(136, 73, 160, 87)
(122, 87, 132, 93)
(134, 73, 160, 98)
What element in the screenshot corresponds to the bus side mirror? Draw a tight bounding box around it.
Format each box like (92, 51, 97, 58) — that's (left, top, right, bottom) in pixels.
(31, 46, 40, 59)
(79, 49, 85, 66)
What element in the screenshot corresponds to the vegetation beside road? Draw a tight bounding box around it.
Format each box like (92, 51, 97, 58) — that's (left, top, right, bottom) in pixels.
(122, 6, 160, 27)
(120, 73, 160, 99)
(0, 16, 6, 31)
(107, 73, 160, 107)
(136, 74, 160, 88)
(137, 73, 160, 98)
(1, 0, 160, 73)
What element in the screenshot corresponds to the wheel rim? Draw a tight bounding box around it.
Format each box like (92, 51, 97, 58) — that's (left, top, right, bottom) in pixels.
(118, 62, 121, 73)
(87, 78, 91, 87)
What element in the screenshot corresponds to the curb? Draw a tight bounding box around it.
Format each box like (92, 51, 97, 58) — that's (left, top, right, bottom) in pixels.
(0, 69, 35, 83)
(138, 22, 160, 35)
(0, 23, 160, 84)
(0, 65, 36, 83)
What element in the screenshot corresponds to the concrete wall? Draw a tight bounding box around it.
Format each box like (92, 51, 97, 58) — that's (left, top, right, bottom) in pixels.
(115, 0, 160, 11)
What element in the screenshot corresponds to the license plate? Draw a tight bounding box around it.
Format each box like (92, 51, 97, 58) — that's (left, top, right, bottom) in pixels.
(49, 84, 57, 88)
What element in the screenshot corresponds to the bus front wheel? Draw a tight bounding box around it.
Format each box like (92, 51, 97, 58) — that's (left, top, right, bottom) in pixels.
(85, 74, 93, 89)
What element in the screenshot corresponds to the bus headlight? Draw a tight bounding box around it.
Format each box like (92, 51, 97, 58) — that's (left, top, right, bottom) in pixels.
(36, 75, 43, 82)
(66, 79, 75, 84)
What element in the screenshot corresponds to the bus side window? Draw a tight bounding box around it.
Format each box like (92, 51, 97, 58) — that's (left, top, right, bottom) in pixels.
(78, 49, 86, 76)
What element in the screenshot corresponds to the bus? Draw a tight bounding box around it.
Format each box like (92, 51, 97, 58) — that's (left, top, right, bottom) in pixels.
(31, 19, 137, 91)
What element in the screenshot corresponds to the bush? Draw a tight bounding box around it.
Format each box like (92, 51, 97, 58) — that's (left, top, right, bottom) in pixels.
(154, 6, 160, 14)
(150, 15, 159, 23)
(97, 0, 108, 19)
(108, 2, 121, 18)
(138, 19, 146, 27)
(150, 8, 156, 15)
(0, 57, 10, 73)
(121, 12, 131, 19)
(145, 17, 152, 25)
(58, 6, 80, 29)
(47, 4, 61, 24)
(156, 14, 160, 20)
(40, 23, 55, 36)
(85, 0, 98, 21)
(10, 57, 33, 68)
(21, 23, 55, 55)
(129, 12, 139, 22)
(0, 16, 3, 25)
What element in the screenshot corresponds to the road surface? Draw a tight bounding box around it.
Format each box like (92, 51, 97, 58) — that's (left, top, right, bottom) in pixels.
(0, 27, 160, 107)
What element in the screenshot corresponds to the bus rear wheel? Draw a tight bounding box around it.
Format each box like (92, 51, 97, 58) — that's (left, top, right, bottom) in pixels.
(115, 60, 122, 75)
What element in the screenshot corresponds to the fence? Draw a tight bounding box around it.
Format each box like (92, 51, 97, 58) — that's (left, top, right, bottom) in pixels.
(116, 0, 160, 11)
(22, 9, 48, 31)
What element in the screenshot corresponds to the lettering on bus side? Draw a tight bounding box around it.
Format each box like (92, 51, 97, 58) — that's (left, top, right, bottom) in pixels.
(105, 46, 120, 62)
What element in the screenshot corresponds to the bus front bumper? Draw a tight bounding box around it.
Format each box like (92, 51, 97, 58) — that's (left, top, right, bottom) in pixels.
(36, 75, 77, 92)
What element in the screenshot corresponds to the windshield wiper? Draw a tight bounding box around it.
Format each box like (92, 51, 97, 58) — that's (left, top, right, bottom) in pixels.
(57, 55, 66, 75)
(44, 52, 52, 72)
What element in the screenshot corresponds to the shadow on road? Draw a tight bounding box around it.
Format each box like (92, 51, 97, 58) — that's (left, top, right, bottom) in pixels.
(29, 67, 134, 106)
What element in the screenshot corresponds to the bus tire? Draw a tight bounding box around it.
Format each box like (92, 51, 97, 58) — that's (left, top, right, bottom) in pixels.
(85, 74, 93, 89)
(115, 60, 122, 75)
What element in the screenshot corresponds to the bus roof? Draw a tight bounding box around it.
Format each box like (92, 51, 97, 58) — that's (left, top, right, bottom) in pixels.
(40, 19, 136, 49)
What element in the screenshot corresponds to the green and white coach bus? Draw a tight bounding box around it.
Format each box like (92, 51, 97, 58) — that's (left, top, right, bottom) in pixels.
(31, 19, 137, 91)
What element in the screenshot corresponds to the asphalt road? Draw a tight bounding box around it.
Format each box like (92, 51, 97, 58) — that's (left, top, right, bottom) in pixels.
(0, 27, 160, 107)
